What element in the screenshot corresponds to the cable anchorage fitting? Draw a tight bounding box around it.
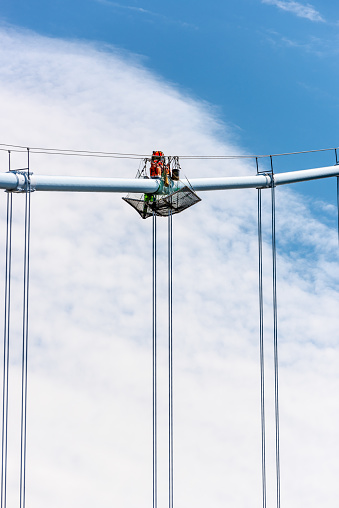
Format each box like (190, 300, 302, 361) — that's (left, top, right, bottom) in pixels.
(255, 172, 275, 189)
(266, 171, 275, 188)
(7, 170, 35, 193)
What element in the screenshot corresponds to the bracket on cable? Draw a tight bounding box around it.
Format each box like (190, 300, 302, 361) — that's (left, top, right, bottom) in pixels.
(259, 172, 275, 189)
(255, 156, 276, 189)
(7, 170, 35, 193)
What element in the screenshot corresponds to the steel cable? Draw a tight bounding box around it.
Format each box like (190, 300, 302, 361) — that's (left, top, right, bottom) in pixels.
(337, 177, 339, 247)
(270, 164, 281, 508)
(168, 209, 173, 508)
(1, 153, 13, 508)
(19, 151, 31, 508)
(0, 142, 339, 162)
(257, 188, 267, 508)
(152, 211, 157, 508)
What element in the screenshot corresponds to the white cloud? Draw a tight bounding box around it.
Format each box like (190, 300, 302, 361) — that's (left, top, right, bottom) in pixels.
(0, 26, 338, 508)
(262, 0, 325, 22)
(263, 29, 339, 58)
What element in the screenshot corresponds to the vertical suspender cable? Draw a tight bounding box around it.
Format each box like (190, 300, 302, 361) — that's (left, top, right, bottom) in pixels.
(257, 184, 267, 508)
(336, 149, 339, 246)
(20, 149, 31, 508)
(152, 211, 157, 508)
(168, 209, 173, 508)
(270, 158, 281, 508)
(1, 152, 13, 508)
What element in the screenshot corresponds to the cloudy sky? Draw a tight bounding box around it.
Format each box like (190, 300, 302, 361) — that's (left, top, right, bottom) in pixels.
(2, 0, 339, 185)
(0, 2, 338, 507)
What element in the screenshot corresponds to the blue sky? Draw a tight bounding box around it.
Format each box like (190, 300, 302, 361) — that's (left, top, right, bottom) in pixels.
(1, 0, 338, 152)
(2, 0, 338, 202)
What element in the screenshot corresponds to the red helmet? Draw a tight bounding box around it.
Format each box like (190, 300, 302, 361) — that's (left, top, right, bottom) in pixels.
(152, 150, 164, 158)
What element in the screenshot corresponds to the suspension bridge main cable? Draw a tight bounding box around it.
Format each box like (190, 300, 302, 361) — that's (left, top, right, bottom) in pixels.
(270, 157, 281, 508)
(152, 210, 157, 508)
(1, 152, 13, 508)
(168, 209, 173, 508)
(256, 159, 267, 508)
(19, 149, 31, 508)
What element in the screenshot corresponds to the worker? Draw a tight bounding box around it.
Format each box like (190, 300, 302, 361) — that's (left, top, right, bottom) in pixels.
(150, 151, 164, 178)
(163, 162, 170, 187)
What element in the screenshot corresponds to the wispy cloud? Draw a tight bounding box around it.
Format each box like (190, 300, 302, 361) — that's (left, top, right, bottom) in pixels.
(262, 0, 325, 22)
(263, 28, 339, 57)
(96, 0, 153, 16)
(95, 0, 198, 29)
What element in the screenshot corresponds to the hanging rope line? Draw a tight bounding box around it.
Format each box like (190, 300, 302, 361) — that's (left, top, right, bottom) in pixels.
(19, 150, 31, 508)
(270, 158, 281, 508)
(168, 209, 173, 508)
(1, 152, 13, 508)
(256, 157, 267, 508)
(152, 211, 157, 508)
(0, 142, 338, 162)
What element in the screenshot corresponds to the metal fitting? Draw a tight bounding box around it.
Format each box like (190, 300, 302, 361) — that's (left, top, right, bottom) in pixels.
(9, 171, 35, 193)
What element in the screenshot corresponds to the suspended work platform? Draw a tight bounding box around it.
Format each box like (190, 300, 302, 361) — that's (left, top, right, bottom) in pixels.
(122, 151, 201, 218)
(123, 185, 201, 219)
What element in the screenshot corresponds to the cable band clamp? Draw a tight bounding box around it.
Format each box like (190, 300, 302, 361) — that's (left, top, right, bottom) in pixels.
(7, 171, 35, 193)
(256, 172, 275, 189)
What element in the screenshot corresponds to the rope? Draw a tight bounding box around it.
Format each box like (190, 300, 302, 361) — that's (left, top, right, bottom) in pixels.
(179, 146, 339, 159)
(152, 211, 157, 508)
(270, 159, 281, 508)
(257, 182, 267, 508)
(0, 144, 148, 159)
(19, 150, 31, 508)
(1, 153, 13, 508)
(168, 209, 173, 508)
(0, 142, 339, 162)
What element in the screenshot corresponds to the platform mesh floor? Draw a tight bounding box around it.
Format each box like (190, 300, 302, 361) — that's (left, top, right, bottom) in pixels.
(123, 185, 201, 219)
